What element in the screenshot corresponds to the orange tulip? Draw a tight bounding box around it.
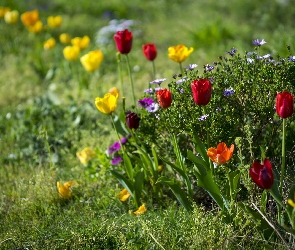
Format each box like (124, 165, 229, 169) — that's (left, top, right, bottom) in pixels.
(207, 142, 234, 165)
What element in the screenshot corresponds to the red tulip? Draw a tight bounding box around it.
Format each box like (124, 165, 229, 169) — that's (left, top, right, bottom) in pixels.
(126, 112, 140, 129)
(191, 79, 212, 106)
(113, 29, 133, 54)
(276, 91, 294, 118)
(249, 158, 274, 189)
(142, 43, 157, 61)
(156, 88, 172, 108)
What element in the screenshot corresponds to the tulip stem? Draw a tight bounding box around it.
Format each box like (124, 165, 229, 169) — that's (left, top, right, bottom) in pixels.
(151, 60, 156, 84)
(110, 113, 123, 151)
(279, 118, 286, 195)
(179, 62, 184, 75)
(125, 54, 136, 108)
(116, 53, 124, 98)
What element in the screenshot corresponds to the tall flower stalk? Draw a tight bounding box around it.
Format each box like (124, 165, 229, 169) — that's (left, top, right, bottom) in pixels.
(125, 54, 136, 107)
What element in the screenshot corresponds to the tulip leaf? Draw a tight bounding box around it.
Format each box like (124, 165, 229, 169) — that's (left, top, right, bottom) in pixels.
(269, 170, 283, 208)
(229, 169, 241, 200)
(110, 170, 134, 196)
(191, 134, 210, 165)
(156, 176, 193, 212)
(134, 170, 144, 205)
(187, 150, 210, 172)
(260, 190, 268, 214)
(123, 152, 134, 180)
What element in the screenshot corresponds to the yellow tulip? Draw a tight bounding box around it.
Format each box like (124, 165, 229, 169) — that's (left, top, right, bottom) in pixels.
(21, 9, 39, 27)
(57, 180, 74, 199)
(47, 15, 62, 28)
(0, 7, 11, 18)
(95, 93, 117, 115)
(4, 10, 19, 24)
(43, 38, 56, 50)
(133, 204, 147, 215)
(108, 87, 120, 98)
(27, 20, 43, 33)
(63, 45, 80, 61)
(71, 35, 90, 50)
(76, 147, 95, 165)
(168, 44, 194, 63)
(118, 188, 131, 202)
(80, 50, 103, 72)
(59, 33, 71, 44)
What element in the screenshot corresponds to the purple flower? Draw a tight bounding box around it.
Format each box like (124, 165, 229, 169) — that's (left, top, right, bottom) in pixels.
(138, 97, 154, 108)
(176, 77, 188, 84)
(257, 54, 271, 60)
(225, 47, 237, 56)
(185, 64, 198, 71)
(289, 56, 295, 62)
(216, 107, 222, 112)
(204, 64, 214, 72)
(111, 156, 122, 165)
(146, 103, 159, 113)
(108, 141, 121, 154)
(120, 137, 128, 144)
(223, 88, 235, 97)
(154, 87, 162, 92)
(247, 58, 254, 64)
(150, 78, 167, 85)
(198, 114, 209, 121)
(144, 88, 154, 94)
(252, 39, 267, 47)
(179, 88, 184, 93)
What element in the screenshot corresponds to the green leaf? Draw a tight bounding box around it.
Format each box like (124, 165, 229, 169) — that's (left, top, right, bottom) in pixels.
(123, 152, 134, 180)
(187, 150, 210, 173)
(229, 169, 240, 200)
(110, 170, 134, 196)
(260, 190, 268, 214)
(269, 170, 283, 208)
(134, 170, 144, 205)
(191, 134, 210, 165)
(156, 176, 193, 212)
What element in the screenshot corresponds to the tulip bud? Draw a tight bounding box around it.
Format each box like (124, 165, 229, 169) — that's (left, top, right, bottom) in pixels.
(156, 88, 172, 108)
(191, 79, 212, 106)
(126, 112, 140, 129)
(113, 29, 133, 54)
(142, 43, 157, 61)
(276, 91, 294, 119)
(249, 158, 274, 189)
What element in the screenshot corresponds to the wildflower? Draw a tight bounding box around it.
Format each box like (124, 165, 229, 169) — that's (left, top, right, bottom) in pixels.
(179, 89, 184, 93)
(276, 92, 294, 118)
(71, 36, 90, 50)
(63, 45, 80, 61)
(80, 50, 104, 72)
(247, 58, 255, 64)
(95, 93, 118, 114)
(118, 188, 131, 202)
(108, 141, 121, 154)
(143, 88, 154, 94)
(168, 44, 194, 63)
(249, 158, 274, 189)
(223, 88, 235, 97)
(0, 7, 10, 18)
(204, 64, 214, 72)
(21, 9, 39, 27)
(109, 87, 120, 98)
(191, 78, 212, 106)
(134, 204, 147, 215)
(146, 103, 159, 113)
(43, 38, 56, 50)
(154, 87, 162, 92)
(76, 147, 95, 165)
(150, 78, 167, 85)
(27, 20, 43, 33)
(289, 56, 295, 62)
(113, 29, 133, 54)
(252, 39, 267, 47)
(57, 180, 75, 199)
(176, 76, 188, 84)
(4, 10, 19, 24)
(156, 88, 172, 108)
(59, 33, 71, 44)
(111, 155, 122, 165)
(185, 64, 198, 71)
(126, 112, 140, 129)
(142, 43, 157, 61)
(198, 114, 209, 121)
(138, 97, 154, 108)
(47, 15, 62, 28)
(225, 47, 237, 56)
(207, 142, 234, 165)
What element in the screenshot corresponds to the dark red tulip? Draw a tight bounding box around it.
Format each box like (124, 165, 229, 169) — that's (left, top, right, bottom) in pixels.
(126, 112, 140, 129)
(113, 29, 133, 54)
(276, 91, 294, 118)
(249, 158, 274, 189)
(156, 88, 172, 108)
(191, 78, 212, 106)
(142, 43, 157, 61)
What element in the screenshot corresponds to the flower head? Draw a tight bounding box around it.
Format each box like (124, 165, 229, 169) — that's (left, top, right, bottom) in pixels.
(198, 114, 209, 121)
(156, 88, 172, 108)
(57, 180, 75, 199)
(133, 204, 147, 215)
(249, 159, 274, 189)
(118, 188, 131, 202)
(204, 64, 214, 72)
(138, 97, 154, 108)
(71, 36, 90, 50)
(4, 10, 19, 24)
(109, 87, 120, 98)
(185, 64, 198, 71)
(63, 45, 80, 61)
(126, 112, 141, 129)
(43, 38, 56, 50)
(191, 78, 212, 106)
(80, 50, 104, 72)
(276, 92, 294, 118)
(76, 147, 95, 164)
(27, 20, 43, 33)
(113, 29, 133, 54)
(168, 44, 194, 63)
(146, 103, 159, 113)
(47, 15, 62, 28)
(142, 43, 157, 61)
(252, 39, 267, 47)
(207, 142, 234, 165)
(111, 155, 122, 165)
(95, 93, 118, 114)
(21, 9, 39, 27)
(0, 7, 11, 18)
(108, 141, 121, 154)
(59, 33, 71, 44)
(225, 47, 237, 56)
(223, 88, 235, 97)
(150, 78, 167, 85)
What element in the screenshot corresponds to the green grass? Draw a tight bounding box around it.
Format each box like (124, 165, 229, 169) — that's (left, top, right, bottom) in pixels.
(1, 0, 295, 249)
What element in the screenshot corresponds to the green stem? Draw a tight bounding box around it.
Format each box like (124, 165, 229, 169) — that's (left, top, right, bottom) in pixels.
(279, 118, 286, 195)
(151, 60, 156, 83)
(116, 52, 124, 97)
(202, 106, 213, 173)
(179, 62, 183, 75)
(125, 54, 136, 107)
(110, 113, 123, 150)
(226, 166, 233, 206)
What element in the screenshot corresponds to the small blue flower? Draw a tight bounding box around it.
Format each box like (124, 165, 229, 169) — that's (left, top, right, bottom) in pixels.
(223, 88, 235, 97)
(289, 56, 295, 62)
(252, 39, 267, 47)
(150, 78, 167, 85)
(176, 76, 188, 84)
(204, 64, 214, 72)
(185, 64, 198, 71)
(198, 114, 209, 121)
(143, 88, 154, 94)
(146, 103, 159, 113)
(247, 58, 254, 64)
(179, 89, 184, 93)
(257, 54, 271, 60)
(154, 87, 162, 92)
(225, 47, 237, 56)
